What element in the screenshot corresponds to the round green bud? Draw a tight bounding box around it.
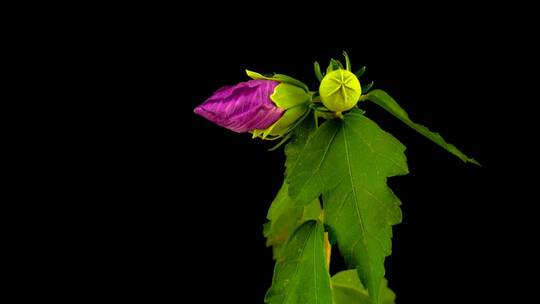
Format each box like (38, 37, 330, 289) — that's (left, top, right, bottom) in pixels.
(319, 69, 361, 112)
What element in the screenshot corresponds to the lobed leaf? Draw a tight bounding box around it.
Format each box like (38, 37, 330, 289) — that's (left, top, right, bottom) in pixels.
(264, 183, 321, 259)
(332, 270, 396, 304)
(265, 221, 333, 304)
(287, 109, 408, 304)
(365, 89, 479, 164)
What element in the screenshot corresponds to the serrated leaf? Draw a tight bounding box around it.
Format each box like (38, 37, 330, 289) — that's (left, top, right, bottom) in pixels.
(314, 61, 323, 82)
(287, 109, 408, 304)
(302, 196, 322, 220)
(264, 118, 320, 258)
(246, 69, 309, 92)
(264, 183, 321, 259)
(265, 221, 333, 304)
(285, 119, 341, 206)
(284, 118, 317, 177)
(332, 270, 396, 304)
(365, 89, 479, 165)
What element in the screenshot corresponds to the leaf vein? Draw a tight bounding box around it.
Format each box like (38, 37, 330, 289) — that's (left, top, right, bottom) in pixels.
(342, 123, 372, 277)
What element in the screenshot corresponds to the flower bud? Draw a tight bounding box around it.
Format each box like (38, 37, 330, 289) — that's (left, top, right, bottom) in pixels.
(194, 71, 311, 138)
(194, 79, 283, 133)
(319, 69, 361, 112)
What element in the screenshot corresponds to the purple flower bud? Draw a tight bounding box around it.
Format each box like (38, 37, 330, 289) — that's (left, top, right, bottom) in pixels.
(194, 79, 284, 133)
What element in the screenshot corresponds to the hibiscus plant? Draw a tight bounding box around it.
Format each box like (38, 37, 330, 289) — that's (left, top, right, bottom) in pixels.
(194, 52, 478, 304)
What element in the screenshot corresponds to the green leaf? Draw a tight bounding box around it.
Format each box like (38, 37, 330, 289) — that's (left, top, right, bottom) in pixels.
(246, 69, 309, 92)
(343, 51, 351, 71)
(264, 118, 320, 258)
(284, 117, 317, 177)
(332, 270, 396, 304)
(314, 61, 324, 82)
(287, 109, 408, 304)
(264, 183, 321, 259)
(286, 118, 341, 205)
(323, 224, 338, 246)
(265, 221, 333, 304)
(365, 89, 479, 165)
(355, 66, 367, 78)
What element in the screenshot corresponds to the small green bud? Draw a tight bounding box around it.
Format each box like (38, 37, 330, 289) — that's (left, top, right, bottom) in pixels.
(319, 69, 361, 112)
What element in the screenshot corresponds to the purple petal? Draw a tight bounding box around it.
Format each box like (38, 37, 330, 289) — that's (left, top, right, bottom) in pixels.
(194, 79, 284, 133)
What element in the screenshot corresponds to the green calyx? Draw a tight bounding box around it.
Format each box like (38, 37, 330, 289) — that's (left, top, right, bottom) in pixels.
(252, 104, 309, 140)
(271, 83, 312, 109)
(247, 70, 312, 140)
(319, 69, 362, 113)
(246, 69, 312, 110)
(246, 69, 310, 93)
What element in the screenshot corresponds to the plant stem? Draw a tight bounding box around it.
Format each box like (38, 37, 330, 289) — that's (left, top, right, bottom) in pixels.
(324, 232, 331, 270)
(320, 207, 331, 270)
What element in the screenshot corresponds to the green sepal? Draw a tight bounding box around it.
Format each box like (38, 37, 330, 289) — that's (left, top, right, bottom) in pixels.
(253, 105, 309, 140)
(355, 66, 367, 78)
(271, 83, 312, 109)
(246, 69, 309, 92)
(343, 51, 351, 71)
(252, 129, 265, 139)
(326, 58, 344, 74)
(268, 132, 294, 151)
(314, 61, 324, 82)
(361, 81, 374, 94)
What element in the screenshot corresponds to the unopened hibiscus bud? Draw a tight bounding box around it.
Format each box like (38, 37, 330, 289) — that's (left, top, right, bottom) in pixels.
(319, 69, 361, 112)
(194, 70, 311, 139)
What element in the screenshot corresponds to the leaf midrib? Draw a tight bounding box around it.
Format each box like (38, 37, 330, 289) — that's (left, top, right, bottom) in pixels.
(291, 123, 340, 199)
(342, 122, 374, 283)
(281, 223, 314, 304)
(313, 224, 319, 304)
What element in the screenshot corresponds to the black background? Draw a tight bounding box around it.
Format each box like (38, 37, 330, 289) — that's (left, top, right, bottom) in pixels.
(76, 4, 537, 303)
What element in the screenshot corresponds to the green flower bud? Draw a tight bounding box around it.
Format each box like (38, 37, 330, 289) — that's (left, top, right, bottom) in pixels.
(319, 69, 361, 112)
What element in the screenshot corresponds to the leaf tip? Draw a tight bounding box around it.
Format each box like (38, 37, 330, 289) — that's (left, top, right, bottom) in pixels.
(468, 158, 481, 166)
